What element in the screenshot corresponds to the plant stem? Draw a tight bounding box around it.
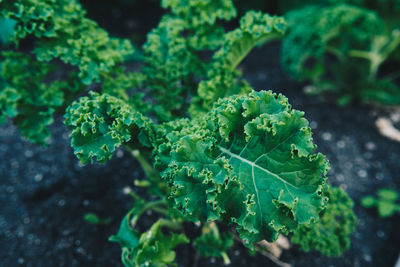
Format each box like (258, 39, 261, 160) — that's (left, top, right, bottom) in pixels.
(130, 199, 167, 227)
(159, 218, 182, 231)
(221, 252, 231, 265)
(349, 30, 400, 80)
(125, 146, 159, 180)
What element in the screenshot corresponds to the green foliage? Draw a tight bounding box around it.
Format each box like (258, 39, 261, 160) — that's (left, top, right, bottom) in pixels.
(64, 92, 154, 164)
(158, 90, 329, 244)
(291, 186, 357, 257)
(361, 188, 400, 218)
(0, 0, 358, 265)
(142, 1, 286, 121)
(0, 0, 134, 84)
(194, 222, 234, 263)
(110, 216, 189, 267)
(281, 4, 400, 105)
(0, 17, 15, 44)
(83, 213, 112, 225)
(0, 0, 136, 144)
(190, 11, 286, 116)
(0, 51, 83, 144)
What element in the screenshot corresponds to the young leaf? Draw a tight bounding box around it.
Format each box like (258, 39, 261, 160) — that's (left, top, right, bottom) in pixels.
(114, 219, 189, 267)
(190, 11, 286, 116)
(64, 92, 154, 164)
(291, 186, 357, 257)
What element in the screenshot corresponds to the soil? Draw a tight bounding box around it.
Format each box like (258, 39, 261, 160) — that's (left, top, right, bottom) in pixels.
(1, 3, 400, 267)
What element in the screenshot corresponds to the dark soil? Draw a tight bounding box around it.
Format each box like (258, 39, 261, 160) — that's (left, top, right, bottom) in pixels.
(1, 42, 400, 267)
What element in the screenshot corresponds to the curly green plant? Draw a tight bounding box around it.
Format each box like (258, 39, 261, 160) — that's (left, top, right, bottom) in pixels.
(281, 3, 400, 106)
(0, 0, 357, 265)
(361, 188, 400, 218)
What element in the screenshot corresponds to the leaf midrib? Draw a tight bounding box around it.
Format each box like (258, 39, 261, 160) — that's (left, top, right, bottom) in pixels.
(218, 146, 299, 190)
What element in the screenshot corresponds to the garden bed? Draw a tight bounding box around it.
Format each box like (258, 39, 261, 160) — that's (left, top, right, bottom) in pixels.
(1, 42, 399, 267)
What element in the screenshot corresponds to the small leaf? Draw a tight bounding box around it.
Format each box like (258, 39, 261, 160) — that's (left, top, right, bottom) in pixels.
(360, 196, 376, 208)
(378, 189, 399, 201)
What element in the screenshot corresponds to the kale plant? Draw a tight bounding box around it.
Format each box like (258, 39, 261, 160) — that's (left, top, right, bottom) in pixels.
(361, 188, 400, 218)
(0, 0, 356, 265)
(281, 2, 400, 105)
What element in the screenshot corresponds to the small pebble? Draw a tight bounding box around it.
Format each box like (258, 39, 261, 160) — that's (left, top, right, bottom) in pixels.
(6, 186, 14, 193)
(310, 121, 318, 129)
(58, 199, 66, 207)
(376, 173, 384, 180)
(363, 254, 372, 262)
(337, 140, 346, 148)
(337, 174, 345, 182)
(344, 162, 353, 169)
(357, 170, 367, 178)
(116, 150, 124, 158)
(34, 173, 43, 182)
(377, 230, 385, 238)
(25, 150, 34, 158)
(322, 132, 332, 141)
(123, 186, 132, 195)
(365, 142, 376, 151)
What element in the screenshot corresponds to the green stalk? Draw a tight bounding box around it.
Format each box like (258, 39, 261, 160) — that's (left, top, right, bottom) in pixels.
(130, 199, 167, 227)
(159, 218, 182, 231)
(206, 221, 231, 265)
(125, 146, 159, 180)
(349, 30, 400, 80)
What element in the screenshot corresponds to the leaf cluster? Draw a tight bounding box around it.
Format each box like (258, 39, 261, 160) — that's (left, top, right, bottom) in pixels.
(281, 3, 400, 105)
(0, 0, 358, 266)
(361, 188, 400, 218)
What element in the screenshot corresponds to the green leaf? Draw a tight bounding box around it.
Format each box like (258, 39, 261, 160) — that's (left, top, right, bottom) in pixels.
(109, 212, 140, 249)
(159, 90, 329, 245)
(114, 219, 189, 267)
(161, 0, 237, 27)
(213, 11, 286, 71)
(378, 188, 399, 201)
(291, 186, 357, 257)
(84, 213, 112, 225)
(377, 201, 398, 218)
(361, 188, 400, 218)
(64, 92, 155, 164)
(0, 87, 20, 123)
(194, 223, 233, 258)
(360, 196, 376, 207)
(1, 0, 134, 84)
(189, 11, 286, 116)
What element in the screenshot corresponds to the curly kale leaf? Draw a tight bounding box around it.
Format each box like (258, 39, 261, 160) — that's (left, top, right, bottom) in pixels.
(281, 4, 400, 105)
(282, 4, 384, 82)
(291, 186, 356, 257)
(157, 90, 329, 245)
(190, 11, 286, 116)
(1, 0, 134, 84)
(142, 16, 203, 121)
(0, 87, 20, 124)
(161, 0, 237, 27)
(64, 92, 154, 164)
(213, 11, 286, 71)
(0, 51, 82, 144)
